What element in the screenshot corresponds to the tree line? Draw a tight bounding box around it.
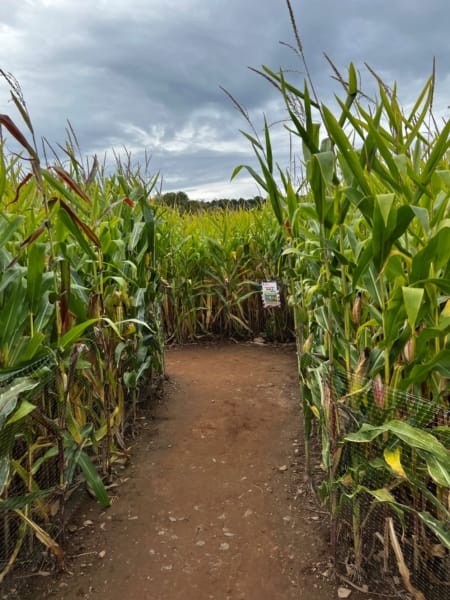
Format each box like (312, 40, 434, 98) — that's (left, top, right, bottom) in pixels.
(156, 191, 265, 212)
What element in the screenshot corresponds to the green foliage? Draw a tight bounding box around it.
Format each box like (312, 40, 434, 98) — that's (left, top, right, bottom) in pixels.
(234, 44, 450, 590)
(0, 76, 167, 575)
(156, 203, 291, 343)
(0, 73, 291, 575)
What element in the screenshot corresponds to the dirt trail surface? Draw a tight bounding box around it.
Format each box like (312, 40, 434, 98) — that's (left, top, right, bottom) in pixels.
(9, 343, 362, 600)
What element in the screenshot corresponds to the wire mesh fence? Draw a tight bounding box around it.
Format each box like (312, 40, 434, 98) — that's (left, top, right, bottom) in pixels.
(0, 337, 162, 582)
(306, 358, 450, 600)
(1, 345, 449, 599)
(0, 350, 60, 578)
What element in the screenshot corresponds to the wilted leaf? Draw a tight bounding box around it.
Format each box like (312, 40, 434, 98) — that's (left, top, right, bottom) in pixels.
(384, 447, 407, 479)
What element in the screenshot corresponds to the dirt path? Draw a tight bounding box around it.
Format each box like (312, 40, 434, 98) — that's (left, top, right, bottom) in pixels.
(9, 343, 357, 600)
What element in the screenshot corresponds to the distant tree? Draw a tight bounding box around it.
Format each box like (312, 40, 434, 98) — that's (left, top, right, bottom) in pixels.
(157, 192, 266, 213)
(160, 192, 177, 207)
(160, 191, 190, 211)
(175, 191, 189, 209)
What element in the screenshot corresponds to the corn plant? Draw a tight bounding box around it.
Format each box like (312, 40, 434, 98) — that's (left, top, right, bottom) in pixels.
(233, 2, 450, 592)
(157, 203, 291, 343)
(0, 72, 164, 577)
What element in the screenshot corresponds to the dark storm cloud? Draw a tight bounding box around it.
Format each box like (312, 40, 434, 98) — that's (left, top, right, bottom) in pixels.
(0, 1, 448, 198)
(295, 0, 449, 98)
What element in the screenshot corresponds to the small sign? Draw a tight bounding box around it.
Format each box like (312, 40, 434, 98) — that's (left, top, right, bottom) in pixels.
(261, 280, 281, 308)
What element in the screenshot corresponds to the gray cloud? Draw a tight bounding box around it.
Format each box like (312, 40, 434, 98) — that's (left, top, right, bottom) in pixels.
(0, 0, 448, 199)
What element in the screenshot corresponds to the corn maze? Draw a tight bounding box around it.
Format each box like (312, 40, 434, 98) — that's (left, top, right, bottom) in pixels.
(1, 12, 450, 598)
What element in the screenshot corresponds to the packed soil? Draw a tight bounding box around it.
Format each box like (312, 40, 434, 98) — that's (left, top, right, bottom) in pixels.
(6, 342, 367, 600)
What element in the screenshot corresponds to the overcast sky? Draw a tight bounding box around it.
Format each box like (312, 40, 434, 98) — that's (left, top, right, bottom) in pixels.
(0, 0, 448, 199)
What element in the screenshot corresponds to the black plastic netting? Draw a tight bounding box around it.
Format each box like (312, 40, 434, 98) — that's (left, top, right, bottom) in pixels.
(1, 348, 449, 600)
(308, 359, 450, 600)
(0, 350, 59, 576)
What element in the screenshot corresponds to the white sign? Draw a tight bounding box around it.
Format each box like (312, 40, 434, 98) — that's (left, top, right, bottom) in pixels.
(261, 280, 281, 308)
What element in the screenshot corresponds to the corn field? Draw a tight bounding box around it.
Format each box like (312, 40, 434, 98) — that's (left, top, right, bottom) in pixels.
(0, 70, 292, 582)
(0, 71, 167, 579)
(1, 5, 450, 597)
(158, 203, 292, 343)
(232, 5, 450, 594)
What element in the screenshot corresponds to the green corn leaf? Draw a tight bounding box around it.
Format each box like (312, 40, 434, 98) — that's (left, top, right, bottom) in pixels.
(9, 90, 35, 136)
(0, 490, 54, 512)
(346, 420, 450, 468)
(26, 242, 46, 314)
(31, 446, 58, 476)
(231, 164, 267, 192)
(378, 84, 403, 146)
(239, 130, 263, 150)
(352, 241, 373, 287)
(57, 207, 97, 261)
(365, 121, 409, 193)
(435, 169, 450, 188)
(391, 422, 450, 462)
(410, 228, 446, 282)
(0, 378, 38, 428)
(322, 105, 371, 199)
(401, 349, 450, 388)
(415, 119, 450, 201)
(256, 158, 283, 224)
(58, 318, 99, 349)
(421, 452, 450, 488)
(314, 151, 335, 187)
(6, 399, 37, 424)
(263, 117, 273, 173)
(303, 82, 314, 136)
(360, 486, 449, 548)
(129, 221, 145, 252)
(367, 487, 397, 503)
(405, 74, 433, 127)
(402, 286, 424, 331)
(418, 511, 450, 549)
(403, 76, 434, 153)
(281, 78, 320, 158)
(76, 450, 110, 507)
(335, 95, 366, 139)
(344, 481, 450, 549)
(372, 196, 393, 271)
(377, 193, 395, 227)
(0, 214, 25, 247)
(309, 154, 325, 224)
